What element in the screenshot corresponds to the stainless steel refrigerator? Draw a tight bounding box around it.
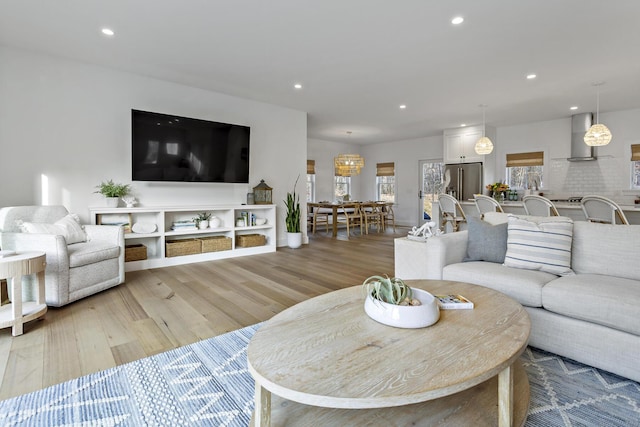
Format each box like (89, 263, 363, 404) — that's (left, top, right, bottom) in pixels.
(444, 162, 483, 201)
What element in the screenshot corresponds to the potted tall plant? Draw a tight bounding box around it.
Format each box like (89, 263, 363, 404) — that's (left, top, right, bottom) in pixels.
(95, 180, 131, 208)
(284, 176, 302, 248)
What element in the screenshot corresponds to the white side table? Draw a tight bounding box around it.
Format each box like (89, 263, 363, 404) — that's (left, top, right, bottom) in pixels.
(0, 252, 47, 336)
(394, 237, 430, 280)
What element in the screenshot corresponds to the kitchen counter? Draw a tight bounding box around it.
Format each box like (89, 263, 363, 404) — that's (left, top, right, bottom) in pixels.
(456, 200, 640, 224)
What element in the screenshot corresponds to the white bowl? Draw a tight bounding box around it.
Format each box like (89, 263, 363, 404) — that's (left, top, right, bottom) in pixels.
(364, 288, 440, 328)
(255, 218, 267, 225)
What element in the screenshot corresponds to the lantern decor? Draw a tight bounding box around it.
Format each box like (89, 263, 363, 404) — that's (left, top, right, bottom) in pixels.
(252, 179, 273, 204)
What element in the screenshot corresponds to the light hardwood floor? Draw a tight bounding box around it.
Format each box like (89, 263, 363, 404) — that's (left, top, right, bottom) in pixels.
(0, 228, 405, 400)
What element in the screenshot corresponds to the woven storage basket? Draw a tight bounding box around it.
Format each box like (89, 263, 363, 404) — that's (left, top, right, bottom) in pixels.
(236, 233, 266, 248)
(165, 238, 201, 257)
(199, 236, 232, 253)
(125, 244, 147, 262)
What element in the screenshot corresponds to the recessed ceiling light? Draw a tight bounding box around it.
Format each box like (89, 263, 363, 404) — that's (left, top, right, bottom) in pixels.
(294, 83, 302, 89)
(526, 74, 537, 80)
(399, 105, 406, 109)
(461, 124, 467, 127)
(570, 106, 579, 110)
(101, 28, 114, 36)
(451, 16, 464, 25)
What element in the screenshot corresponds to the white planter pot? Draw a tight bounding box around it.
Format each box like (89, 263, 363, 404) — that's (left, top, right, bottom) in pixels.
(364, 288, 440, 329)
(287, 232, 302, 249)
(198, 220, 209, 230)
(104, 197, 119, 208)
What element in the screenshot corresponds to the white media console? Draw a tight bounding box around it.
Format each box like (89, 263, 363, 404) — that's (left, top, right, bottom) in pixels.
(89, 204, 276, 272)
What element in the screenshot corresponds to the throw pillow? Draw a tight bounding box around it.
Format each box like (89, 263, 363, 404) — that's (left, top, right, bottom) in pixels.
(19, 213, 87, 244)
(504, 215, 574, 276)
(463, 216, 508, 263)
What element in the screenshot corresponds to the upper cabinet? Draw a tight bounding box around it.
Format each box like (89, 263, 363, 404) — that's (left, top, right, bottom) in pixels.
(443, 126, 494, 164)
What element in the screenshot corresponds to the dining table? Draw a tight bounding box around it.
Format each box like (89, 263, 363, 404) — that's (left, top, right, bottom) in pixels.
(308, 201, 392, 237)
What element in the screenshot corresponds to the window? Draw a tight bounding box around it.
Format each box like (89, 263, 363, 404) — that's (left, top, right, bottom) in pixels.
(334, 176, 351, 200)
(631, 144, 640, 189)
(506, 151, 544, 190)
(306, 160, 316, 202)
(376, 162, 395, 203)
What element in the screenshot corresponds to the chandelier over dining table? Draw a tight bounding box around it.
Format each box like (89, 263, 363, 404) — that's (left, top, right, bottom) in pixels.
(334, 154, 365, 176)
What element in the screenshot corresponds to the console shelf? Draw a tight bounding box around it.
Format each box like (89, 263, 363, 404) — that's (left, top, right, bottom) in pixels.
(90, 204, 276, 272)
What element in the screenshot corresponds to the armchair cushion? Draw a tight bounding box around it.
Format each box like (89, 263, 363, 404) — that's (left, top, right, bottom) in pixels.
(68, 241, 120, 268)
(19, 213, 87, 244)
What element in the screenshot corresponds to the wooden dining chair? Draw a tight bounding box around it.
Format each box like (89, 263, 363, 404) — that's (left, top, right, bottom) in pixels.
(379, 202, 396, 232)
(361, 202, 383, 234)
(336, 203, 363, 236)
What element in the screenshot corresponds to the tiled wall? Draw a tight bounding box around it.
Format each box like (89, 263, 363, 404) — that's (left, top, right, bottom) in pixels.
(549, 157, 638, 204)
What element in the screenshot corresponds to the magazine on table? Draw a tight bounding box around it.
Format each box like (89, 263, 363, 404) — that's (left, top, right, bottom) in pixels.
(435, 294, 474, 309)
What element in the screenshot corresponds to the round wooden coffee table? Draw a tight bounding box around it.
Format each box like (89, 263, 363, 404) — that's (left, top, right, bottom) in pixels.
(248, 280, 531, 426)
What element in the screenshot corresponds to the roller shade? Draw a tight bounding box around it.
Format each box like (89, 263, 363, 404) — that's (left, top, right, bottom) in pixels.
(307, 159, 316, 174)
(376, 162, 395, 176)
(632, 144, 640, 161)
(506, 151, 544, 167)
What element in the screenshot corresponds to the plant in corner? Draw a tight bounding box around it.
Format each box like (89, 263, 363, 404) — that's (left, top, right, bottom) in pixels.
(284, 175, 302, 248)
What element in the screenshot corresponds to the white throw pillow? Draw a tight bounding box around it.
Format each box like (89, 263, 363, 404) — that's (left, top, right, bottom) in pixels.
(504, 215, 574, 276)
(19, 213, 87, 244)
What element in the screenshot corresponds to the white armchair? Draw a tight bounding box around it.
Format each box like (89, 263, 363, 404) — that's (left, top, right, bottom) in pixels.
(0, 205, 124, 307)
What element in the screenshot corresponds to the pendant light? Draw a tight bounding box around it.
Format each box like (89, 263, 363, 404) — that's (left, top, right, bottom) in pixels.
(584, 82, 612, 146)
(475, 104, 494, 155)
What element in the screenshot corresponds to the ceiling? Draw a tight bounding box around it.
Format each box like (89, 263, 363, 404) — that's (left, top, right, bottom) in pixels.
(2, 0, 640, 145)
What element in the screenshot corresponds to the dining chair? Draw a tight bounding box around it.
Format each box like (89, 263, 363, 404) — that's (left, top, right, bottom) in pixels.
(473, 194, 504, 216)
(581, 195, 629, 225)
(522, 195, 559, 217)
(379, 202, 396, 232)
(336, 203, 363, 236)
(361, 202, 383, 234)
(438, 194, 467, 232)
(310, 208, 329, 234)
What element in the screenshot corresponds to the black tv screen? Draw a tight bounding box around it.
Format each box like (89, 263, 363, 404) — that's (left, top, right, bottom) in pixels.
(131, 110, 250, 183)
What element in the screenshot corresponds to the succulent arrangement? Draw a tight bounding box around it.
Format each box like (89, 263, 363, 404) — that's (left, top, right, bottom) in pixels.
(362, 275, 422, 306)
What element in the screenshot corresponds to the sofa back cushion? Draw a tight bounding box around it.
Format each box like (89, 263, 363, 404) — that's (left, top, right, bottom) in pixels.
(572, 221, 640, 280)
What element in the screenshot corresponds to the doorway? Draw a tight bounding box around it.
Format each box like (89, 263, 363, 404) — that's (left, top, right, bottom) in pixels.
(418, 160, 445, 223)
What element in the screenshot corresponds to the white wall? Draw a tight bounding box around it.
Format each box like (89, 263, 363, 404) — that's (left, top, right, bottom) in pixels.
(497, 109, 640, 204)
(0, 46, 307, 246)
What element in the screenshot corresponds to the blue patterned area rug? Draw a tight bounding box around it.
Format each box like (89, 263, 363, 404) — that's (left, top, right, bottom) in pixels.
(1, 324, 639, 426)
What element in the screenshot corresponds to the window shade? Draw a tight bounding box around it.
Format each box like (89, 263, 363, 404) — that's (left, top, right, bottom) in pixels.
(632, 144, 640, 161)
(506, 151, 544, 167)
(307, 159, 316, 174)
(376, 162, 395, 176)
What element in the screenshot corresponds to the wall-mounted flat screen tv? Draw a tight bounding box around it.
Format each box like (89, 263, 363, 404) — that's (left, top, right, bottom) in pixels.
(131, 109, 250, 183)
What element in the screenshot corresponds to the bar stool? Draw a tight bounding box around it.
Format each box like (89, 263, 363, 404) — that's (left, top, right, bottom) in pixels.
(474, 195, 504, 216)
(438, 193, 467, 232)
(522, 195, 559, 217)
(581, 195, 629, 225)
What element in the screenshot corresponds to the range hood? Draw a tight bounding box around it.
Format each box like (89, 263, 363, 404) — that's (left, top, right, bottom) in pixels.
(567, 113, 597, 161)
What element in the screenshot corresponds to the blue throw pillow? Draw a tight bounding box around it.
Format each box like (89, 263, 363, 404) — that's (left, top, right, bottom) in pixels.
(463, 216, 508, 263)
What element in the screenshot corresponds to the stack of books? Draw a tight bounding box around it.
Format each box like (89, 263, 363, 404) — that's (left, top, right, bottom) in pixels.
(171, 220, 197, 231)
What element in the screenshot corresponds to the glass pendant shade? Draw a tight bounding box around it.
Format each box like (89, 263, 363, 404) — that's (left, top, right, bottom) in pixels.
(584, 123, 612, 146)
(475, 136, 494, 155)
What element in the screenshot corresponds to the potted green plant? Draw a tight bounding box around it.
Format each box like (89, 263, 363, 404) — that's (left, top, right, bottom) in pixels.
(193, 212, 212, 229)
(362, 275, 440, 328)
(95, 180, 131, 208)
(284, 175, 302, 248)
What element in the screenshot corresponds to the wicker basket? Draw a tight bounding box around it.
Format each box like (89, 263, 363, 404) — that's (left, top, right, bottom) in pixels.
(125, 244, 147, 262)
(199, 236, 232, 253)
(165, 238, 201, 257)
(236, 233, 266, 248)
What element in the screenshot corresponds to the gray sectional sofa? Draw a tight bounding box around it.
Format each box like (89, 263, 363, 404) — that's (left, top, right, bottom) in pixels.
(419, 214, 640, 382)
